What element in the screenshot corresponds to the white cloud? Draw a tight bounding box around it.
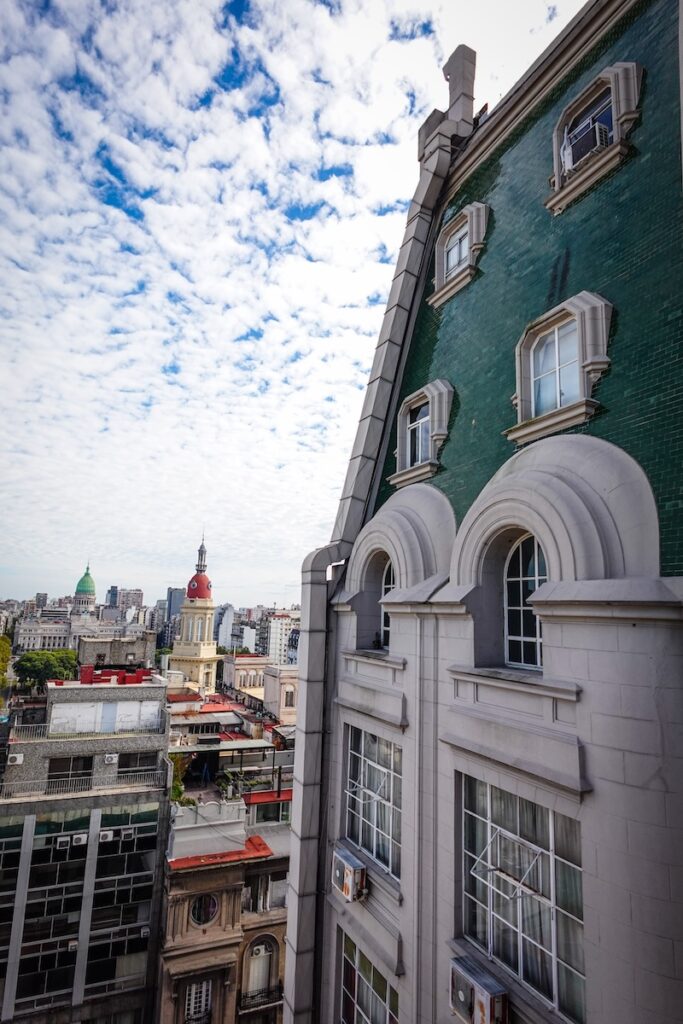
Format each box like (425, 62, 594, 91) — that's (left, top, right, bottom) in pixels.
(0, 0, 585, 606)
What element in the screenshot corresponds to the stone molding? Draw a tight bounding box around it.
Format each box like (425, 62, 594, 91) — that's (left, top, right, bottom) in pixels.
(427, 201, 490, 309)
(450, 435, 660, 585)
(506, 290, 612, 444)
(388, 378, 454, 488)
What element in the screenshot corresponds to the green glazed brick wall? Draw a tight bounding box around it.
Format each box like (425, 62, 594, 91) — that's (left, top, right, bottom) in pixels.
(374, 0, 683, 575)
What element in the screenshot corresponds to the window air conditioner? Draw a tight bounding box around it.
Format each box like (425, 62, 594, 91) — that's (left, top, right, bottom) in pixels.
(252, 944, 268, 958)
(565, 120, 610, 172)
(331, 845, 367, 903)
(99, 829, 114, 843)
(68, 939, 79, 952)
(72, 834, 88, 847)
(7, 753, 23, 766)
(449, 956, 508, 1024)
(104, 753, 118, 765)
(140, 926, 150, 938)
(120, 827, 135, 840)
(56, 836, 71, 850)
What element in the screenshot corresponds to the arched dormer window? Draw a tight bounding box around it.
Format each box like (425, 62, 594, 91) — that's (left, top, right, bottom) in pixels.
(244, 937, 277, 999)
(381, 561, 395, 649)
(504, 534, 547, 669)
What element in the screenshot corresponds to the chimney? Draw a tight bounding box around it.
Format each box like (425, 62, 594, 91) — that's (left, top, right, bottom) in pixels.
(443, 45, 476, 135)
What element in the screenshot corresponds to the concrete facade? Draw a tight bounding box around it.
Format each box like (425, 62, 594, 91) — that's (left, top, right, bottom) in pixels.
(263, 666, 298, 726)
(285, 3, 683, 1024)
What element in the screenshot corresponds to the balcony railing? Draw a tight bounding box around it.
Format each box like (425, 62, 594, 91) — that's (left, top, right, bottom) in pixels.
(10, 720, 166, 741)
(0, 769, 167, 800)
(239, 983, 283, 1012)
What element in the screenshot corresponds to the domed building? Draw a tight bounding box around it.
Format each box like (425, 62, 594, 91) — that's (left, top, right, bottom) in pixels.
(73, 563, 96, 614)
(169, 540, 219, 694)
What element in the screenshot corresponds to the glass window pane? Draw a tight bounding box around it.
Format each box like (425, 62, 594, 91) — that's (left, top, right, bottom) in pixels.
(464, 777, 487, 816)
(372, 968, 387, 1000)
(555, 813, 582, 866)
(557, 910, 585, 973)
(559, 363, 580, 407)
(534, 372, 557, 414)
(521, 535, 535, 577)
(464, 812, 487, 856)
(507, 579, 521, 608)
(508, 639, 522, 664)
(464, 896, 487, 948)
(507, 609, 521, 637)
(492, 888, 516, 925)
(523, 641, 538, 666)
(521, 895, 552, 950)
(359, 952, 372, 983)
(522, 939, 553, 999)
(464, 854, 489, 905)
(520, 799, 549, 849)
(491, 787, 517, 832)
(493, 916, 518, 970)
(376, 738, 392, 769)
(558, 321, 578, 364)
(556, 860, 583, 919)
(533, 333, 556, 376)
(558, 963, 586, 1024)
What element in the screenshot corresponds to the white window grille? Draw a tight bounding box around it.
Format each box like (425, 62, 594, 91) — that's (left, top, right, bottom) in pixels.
(445, 227, 469, 278)
(531, 320, 579, 417)
(346, 726, 402, 878)
(504, 534, 547, 669)
(381, 561, 395, 649)
(463, 776, 585, 1024)
(185, 979, 211, 1024)
(340, 931, 398, 1024)
(407, 402, 430, 467)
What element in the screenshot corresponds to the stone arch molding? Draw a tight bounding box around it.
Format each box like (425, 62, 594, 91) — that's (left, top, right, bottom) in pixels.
(451, 435, 659, 585)
(347, 482, 456, 593)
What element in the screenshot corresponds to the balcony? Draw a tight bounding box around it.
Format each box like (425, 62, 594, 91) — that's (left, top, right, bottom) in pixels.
(10, 718, 166, 741)
(0, 768, 168, 800)
(239, 983, 283, 1013)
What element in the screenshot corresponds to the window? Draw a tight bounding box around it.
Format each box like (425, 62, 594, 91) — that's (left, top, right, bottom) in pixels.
(185, 979, 212, 1024)
(546, 62, 642, 215)
(381, 561, 395, 649)
(190, 893, 219, 927)
(464, 778, 584, 1023)
(388, 379, 454, 488)
(341, 932, 398, 1024)
(346, 727, 402, 878)
(428, 201, 490, 308)
(504, 535, 547, 669)
(283, 687, 295, 709)
(255, 801, 291, 824)
(506, 291, 612, 444)
(245, 939, 275, 994)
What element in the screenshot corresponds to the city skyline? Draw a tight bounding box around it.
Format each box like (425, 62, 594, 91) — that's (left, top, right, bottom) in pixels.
(1, 0, 585, 608)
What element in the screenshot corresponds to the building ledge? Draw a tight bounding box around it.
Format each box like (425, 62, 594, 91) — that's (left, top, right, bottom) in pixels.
(544, 140, 631, 215)
(426, 263, 477, 308)
(387, 460, 439, 489)
(341, 650, 407, 671)
(504, 398, 599, 445)
(447, 664, 581, 701)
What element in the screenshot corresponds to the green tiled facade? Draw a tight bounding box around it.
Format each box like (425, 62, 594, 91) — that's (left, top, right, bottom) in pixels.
(375, 0, 682, 574)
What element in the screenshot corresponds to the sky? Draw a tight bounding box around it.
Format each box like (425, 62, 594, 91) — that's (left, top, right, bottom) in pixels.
(0, 0, 586, 608)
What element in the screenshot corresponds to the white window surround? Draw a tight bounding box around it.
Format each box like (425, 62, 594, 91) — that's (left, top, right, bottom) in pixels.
(388, 378, 454, 488)
(428, 201, 490, 308)
(545, 62, 642, 215)
(505, 291, 613, 445)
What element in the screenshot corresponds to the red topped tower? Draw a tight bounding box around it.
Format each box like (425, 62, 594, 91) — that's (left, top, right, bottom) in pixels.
(169, 538, 219, 694)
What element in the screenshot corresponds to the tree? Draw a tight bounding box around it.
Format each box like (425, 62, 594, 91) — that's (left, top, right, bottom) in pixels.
(14, 649, 77, 687)
(154, 647, 172, 667)
(169, 753, 196, 805)
(0, 635, 11, 694)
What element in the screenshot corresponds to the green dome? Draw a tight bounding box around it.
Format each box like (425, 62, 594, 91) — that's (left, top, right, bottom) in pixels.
(75, 565, 96, 596)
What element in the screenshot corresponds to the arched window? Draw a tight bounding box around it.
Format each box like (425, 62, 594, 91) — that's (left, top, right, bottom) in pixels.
(245, 938, 275, 995)
(504, 534, 547, 668)
(381, 561, 395, 648)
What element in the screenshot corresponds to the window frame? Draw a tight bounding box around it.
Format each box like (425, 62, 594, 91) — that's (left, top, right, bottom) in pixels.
(462, 777, 585, 1024)
(345, 726, 402, 879)
(388, 379, 454, 488)
(503, 534, 547, 670)
(428, 201, 490, 308)
(340, 930, 399, 1024)
(381, 562, 395, 649)
(545, 62, 642, 215)
(506, 291, 612, 445)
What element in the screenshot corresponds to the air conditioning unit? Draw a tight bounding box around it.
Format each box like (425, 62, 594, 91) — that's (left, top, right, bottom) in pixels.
(99, 830, 114, 843)
(56, 836, 71, 850)
(120, 827, 134, 841)
(104, 753, 118, 765)
(449, 956, 508, 1024)
(72, 834, 88, 847)
(7, 753, 24, 766)
(331, 845, 367, 903)
(251, 944, 268, 958)
(140, 926, 150, 938)
(564, 120, 610, 174)
(68, 939, 79, 952)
